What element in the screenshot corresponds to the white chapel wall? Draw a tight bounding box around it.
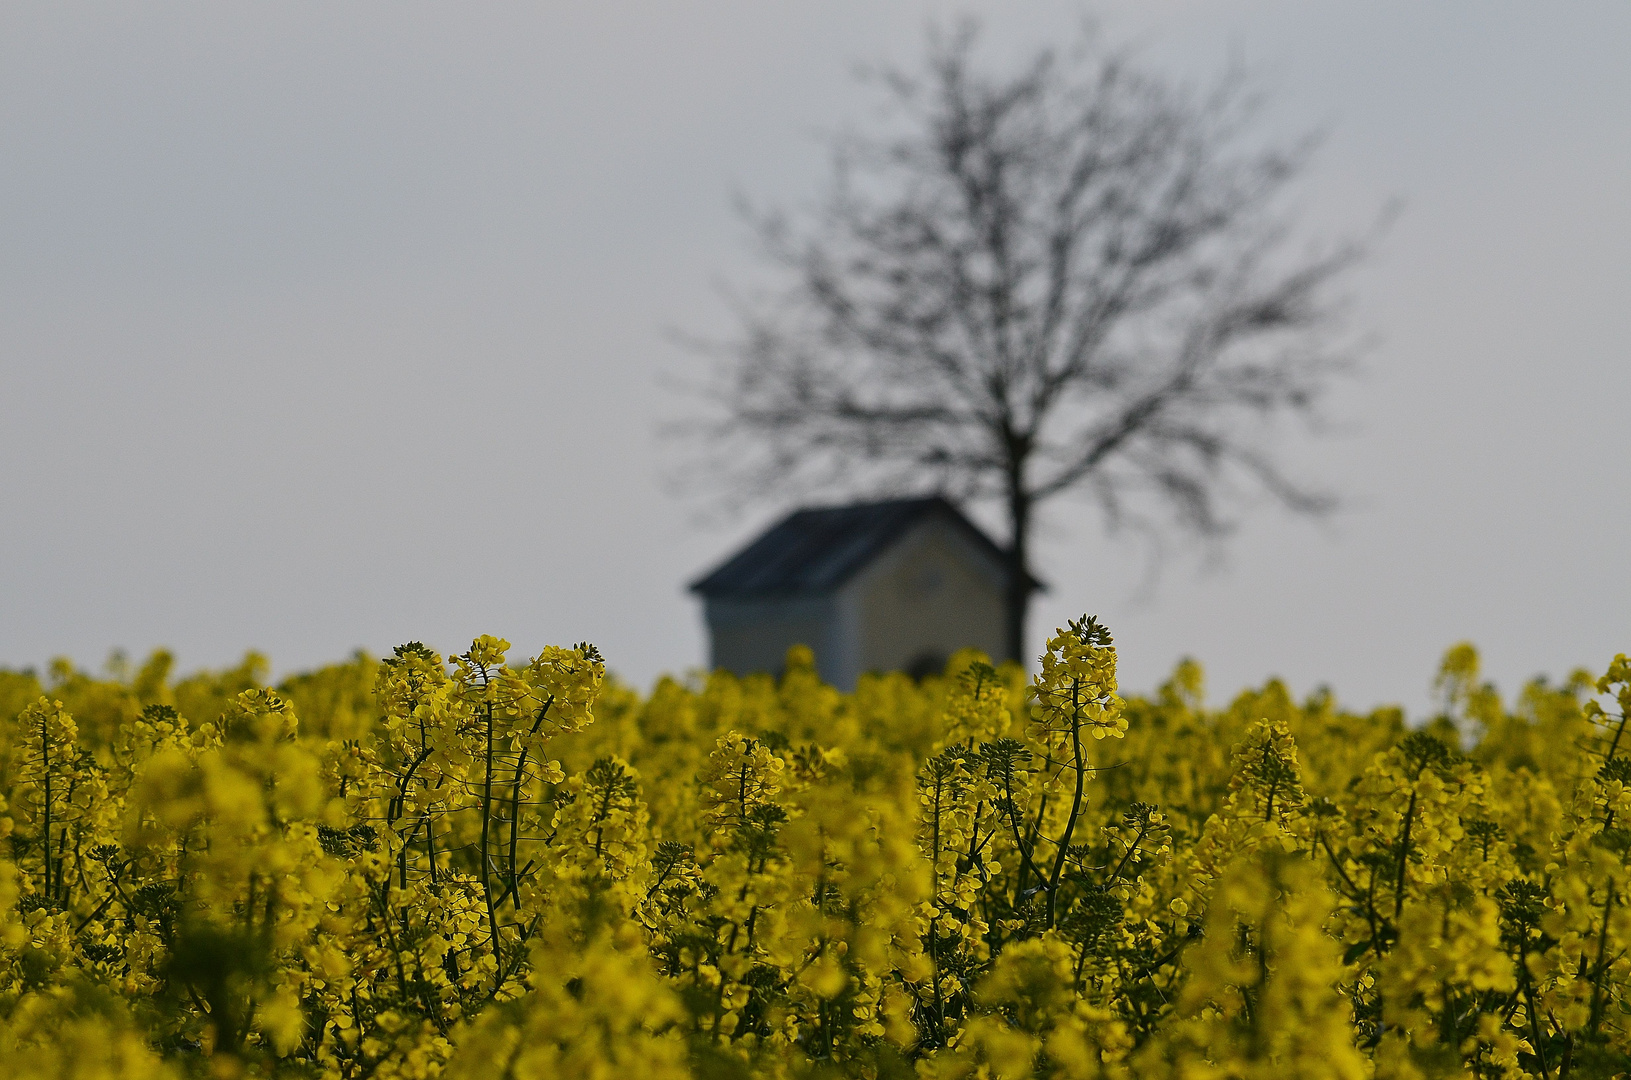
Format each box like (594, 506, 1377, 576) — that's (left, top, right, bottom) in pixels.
(844, 518, 1007, 678)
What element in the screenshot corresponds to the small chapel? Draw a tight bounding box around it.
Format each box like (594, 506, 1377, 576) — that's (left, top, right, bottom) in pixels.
(689, 496, 1039, 690)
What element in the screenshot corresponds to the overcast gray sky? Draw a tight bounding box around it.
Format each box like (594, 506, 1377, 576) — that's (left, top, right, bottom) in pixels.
(2, 1, 1627, 716)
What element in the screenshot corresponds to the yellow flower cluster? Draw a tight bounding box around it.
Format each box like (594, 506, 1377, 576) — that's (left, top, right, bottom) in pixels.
(0, 626, 1626, 1079)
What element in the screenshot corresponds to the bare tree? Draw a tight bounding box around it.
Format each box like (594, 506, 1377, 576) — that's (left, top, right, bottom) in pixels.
(693, 22, 1366, 663)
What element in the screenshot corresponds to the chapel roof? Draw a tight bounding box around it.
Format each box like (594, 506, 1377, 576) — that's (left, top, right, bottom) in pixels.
(688, 495, 1042, 599)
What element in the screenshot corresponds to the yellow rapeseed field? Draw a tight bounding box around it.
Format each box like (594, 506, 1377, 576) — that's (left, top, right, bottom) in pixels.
(1, 620, 1627, 1079)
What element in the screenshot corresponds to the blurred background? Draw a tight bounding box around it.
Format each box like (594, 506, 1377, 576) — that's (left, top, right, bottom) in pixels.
(2, 1, 1627, 714)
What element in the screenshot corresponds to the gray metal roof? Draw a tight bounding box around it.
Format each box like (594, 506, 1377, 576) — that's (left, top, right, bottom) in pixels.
(689, 496, 1041, 598)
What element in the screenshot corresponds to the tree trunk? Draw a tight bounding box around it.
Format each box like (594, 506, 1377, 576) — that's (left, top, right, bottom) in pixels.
(1003, 486, 1032, 665)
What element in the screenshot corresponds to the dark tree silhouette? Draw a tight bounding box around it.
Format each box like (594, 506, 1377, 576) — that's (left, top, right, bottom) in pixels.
(695, 23, 1366, 663)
